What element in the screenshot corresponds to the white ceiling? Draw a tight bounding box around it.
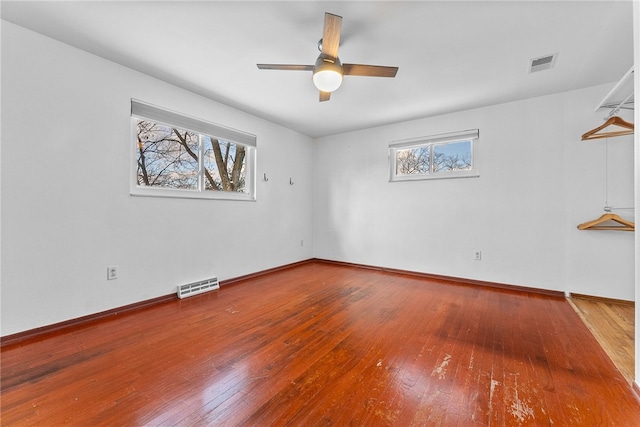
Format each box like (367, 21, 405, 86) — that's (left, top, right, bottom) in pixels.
(1, 1, 634, 138)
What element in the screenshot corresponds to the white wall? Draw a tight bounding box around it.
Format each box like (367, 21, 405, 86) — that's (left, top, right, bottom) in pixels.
(633, 0, 639, 389)
(2, 18, 636, 338)
(313, 85, 635, 299)
(1, 21, 314, 336)
(564, 88, 635, 298)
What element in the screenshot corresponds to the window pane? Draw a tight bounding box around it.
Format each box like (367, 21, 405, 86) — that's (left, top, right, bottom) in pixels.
(203, 137, 247, 193)
(396, 146, 430, 175)
(136, 120, 199, 189)
(433, 140, 472, 172)
(389, 130, 478, 182)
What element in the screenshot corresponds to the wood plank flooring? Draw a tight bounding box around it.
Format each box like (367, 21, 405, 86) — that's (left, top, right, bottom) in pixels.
(2, 261, 640, 426)
(568, 295, 635, 384)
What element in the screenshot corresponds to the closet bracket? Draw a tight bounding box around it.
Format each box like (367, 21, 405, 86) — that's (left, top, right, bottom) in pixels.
(595, 66, 634, 117)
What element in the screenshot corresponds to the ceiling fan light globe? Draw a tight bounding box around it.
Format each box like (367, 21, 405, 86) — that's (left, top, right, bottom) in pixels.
(313, 69, 343, 92)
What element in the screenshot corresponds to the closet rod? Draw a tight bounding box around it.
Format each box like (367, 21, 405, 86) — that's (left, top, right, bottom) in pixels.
(604, 92, 634, 120)
(604, 206, 634, 212)
(595, 66, 634, 112)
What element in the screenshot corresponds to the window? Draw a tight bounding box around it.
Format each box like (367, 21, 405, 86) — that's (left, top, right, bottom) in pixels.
(389, 129, 479, 181)
(131, 100, 256, 200)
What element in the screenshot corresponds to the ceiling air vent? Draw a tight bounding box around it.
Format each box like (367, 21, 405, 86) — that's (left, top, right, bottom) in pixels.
(529, 53, 558, 73)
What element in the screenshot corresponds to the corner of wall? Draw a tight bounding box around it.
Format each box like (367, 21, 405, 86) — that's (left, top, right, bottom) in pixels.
(633, 0, 639, 388)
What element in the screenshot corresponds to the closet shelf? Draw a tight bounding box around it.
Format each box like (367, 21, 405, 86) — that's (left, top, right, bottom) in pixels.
(595, 66, 634, 117)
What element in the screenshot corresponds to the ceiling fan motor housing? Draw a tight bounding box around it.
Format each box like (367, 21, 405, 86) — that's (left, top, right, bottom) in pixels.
(313, 54, 343, 92)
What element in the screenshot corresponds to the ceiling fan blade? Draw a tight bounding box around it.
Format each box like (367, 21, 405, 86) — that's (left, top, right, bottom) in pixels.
(343, 64, 399, 78)
(321, 13, 342, 59)
(319, 91, 331, 102)
(257, 64, 314, 71)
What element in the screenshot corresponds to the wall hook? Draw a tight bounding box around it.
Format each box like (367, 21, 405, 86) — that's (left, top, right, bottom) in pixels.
(289, 178, 294, 185)
(263, 173, 269, 182)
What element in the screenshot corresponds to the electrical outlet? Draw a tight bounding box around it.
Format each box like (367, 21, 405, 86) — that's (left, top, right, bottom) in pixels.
(300, 240, 304, 247)
(474, 251, 482, 261)
(107, 266, 118, 280)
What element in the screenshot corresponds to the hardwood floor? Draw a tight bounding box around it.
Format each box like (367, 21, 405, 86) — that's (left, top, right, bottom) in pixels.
(2, 261, 640, 426)
(568, 295, 635, 384)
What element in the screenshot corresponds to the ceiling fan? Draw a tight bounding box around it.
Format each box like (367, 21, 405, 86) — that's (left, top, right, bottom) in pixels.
(257, 12, 399, 102)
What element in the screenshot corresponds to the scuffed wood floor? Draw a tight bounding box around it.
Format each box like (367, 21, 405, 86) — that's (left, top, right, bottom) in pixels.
(2, 261, 640, 426)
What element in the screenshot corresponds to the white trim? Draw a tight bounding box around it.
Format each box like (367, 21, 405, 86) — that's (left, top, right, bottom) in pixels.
(131, 99, 256, 147)
(390, 129, 479, 149)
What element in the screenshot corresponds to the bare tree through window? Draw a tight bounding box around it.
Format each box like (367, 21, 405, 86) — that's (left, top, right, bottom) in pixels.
(204, 137, 246, 192)
(390, 130, 478, 181)
(136, 120, 246, 193)
(396, 146, 430, 175)
(433, 141, 472, 172)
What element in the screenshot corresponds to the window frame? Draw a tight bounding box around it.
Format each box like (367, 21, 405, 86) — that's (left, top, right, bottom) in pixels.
(389, 129, 479, 182)
(130, 100, 257, 201)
